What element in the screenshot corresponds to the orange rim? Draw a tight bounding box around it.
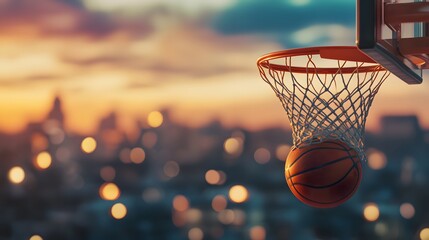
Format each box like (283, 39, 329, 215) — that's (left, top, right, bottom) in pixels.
(257, 46, 385, 74)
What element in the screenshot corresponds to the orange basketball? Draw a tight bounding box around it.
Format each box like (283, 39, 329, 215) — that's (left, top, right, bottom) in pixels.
(285, 140, 362, 208)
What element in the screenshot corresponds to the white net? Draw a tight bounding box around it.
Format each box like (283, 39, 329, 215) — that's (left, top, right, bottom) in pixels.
(258, 52, 390, 161)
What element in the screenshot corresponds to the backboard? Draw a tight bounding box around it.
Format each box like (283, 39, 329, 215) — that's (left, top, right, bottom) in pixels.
(357, 0, 429, 84)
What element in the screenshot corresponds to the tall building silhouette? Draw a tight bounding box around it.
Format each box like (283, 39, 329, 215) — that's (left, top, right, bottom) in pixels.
(46, 96, 65, 128)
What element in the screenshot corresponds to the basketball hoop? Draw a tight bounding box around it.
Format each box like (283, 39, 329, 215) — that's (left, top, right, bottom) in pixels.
(257, 46, 390, 161)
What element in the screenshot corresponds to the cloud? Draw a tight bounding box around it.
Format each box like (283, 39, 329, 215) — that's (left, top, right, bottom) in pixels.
(59, 26, 278, 82)
(82, 0, 237, 14)
(290, 24, 355, 46)
(0, 0, 152, 39)
(212, 0, 355, 46)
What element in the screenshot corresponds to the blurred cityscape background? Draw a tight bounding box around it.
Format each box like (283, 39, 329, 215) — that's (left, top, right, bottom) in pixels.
(1, 0, 429, 239)
(1, 96, 429, 240)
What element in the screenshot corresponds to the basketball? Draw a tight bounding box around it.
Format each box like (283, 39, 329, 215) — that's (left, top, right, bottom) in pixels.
(285, 140, 362, 208)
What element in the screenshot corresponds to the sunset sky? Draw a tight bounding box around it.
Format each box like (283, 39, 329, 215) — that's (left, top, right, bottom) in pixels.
(0, 0, 428, 135)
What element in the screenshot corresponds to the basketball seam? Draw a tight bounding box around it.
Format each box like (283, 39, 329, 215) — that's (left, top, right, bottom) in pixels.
(291, 163, 357, 188)
(287, 154, 358, 179)
(289, 146, 350, 167)
(289, 159, 361, 205)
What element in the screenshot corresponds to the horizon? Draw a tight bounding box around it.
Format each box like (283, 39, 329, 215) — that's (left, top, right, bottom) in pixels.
(1, 94, 427, 137)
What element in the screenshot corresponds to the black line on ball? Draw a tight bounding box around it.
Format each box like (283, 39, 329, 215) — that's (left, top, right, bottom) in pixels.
(287, 154, 358, 179)
(291, 164, 357, 188)
(289, 157, 361, 205)
(288, 146, 350, 167)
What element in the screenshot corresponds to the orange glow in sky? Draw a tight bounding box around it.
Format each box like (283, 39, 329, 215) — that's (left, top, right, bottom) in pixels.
(0, 0, 429, 135)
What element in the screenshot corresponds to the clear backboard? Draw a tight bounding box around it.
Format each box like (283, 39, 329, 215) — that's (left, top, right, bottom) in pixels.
(357, 0, 429, 84)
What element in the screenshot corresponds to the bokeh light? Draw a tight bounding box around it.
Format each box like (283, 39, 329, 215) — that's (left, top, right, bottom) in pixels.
(205, 170, 221, 185)
(119, 148, 131, 163)
(142, 131, 158, 148)
(250, 226, 266, 240)
(130, 147, 145, 164)
(212, 195, 227, 212)
(188, 227, 204, 240)
(29, 235, 43, 240)
(172, 212, 186, 227)
(31, 133, 48, 153)
(276, 144, 291, 161)
(420, 228, 429, 240)
(147, 111, 163, 128)
(224, 137, 242, 155)
(229, 185, 249, 203)
(49, 128, 65, 145)
(363, 203, 380, 222)
(400, 203, 415, 219)
(100, 166, 116, 182)
(218, 209, 235, 224)
(185, 208, 202, 224)
(99, 183, 121, 201)
(254, 147, 271, 164)
(367, 149, 387, 170)
(375, 222, 388, 237)
(163, 161, 180, 178)
(232, 209, 246, 225)
(35, 151, 52, 170)
(111, 203, 127, 220)
(8, 166, 25, 184)
(218, 171, 227, 185)
(173, 195, 189, 212)
(81, 137, 97, 154)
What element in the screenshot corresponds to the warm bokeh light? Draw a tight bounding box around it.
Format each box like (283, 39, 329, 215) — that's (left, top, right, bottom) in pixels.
(173, 195, 189, 212)
(400, 203, 415, 219)
(224, 137, 242, 155)
(8, 166, 25, 184)
(100, 166, 116, 182)
(31, 133, 48, 153)
(229, 185, 249, 203)
(250, 226, 266, 240)
(367, 149, 387, 170)
(163, 161, 180, 178)
(188, 227, 204, 240)
(420, 228, 429, 240)
(99, 183, 121, 201)
(218, 171, 227, 185)
(29, 235, 43, 240)
(254, 147, 271, 164)
(142, 131, 158, 148)
(49, 128, 65, 145)
(218, 209, 235, 225)
(232, 209, 246, 226)
(119, 148, 131, 163)
(147, 111, 163, 128)
(212, 195, 227, 212)
(35, 151, 52, 170)
(130, 147, 145, 164)
(205, 170, 221, 185)
(81, 137, 97, 154)
(363, 203, 380, 222)
(172, 211, 186, 227)
(185, 208, 202, 224)
(111, 203, 127, 220)
(374, 222, 388, 237)
(276, 144, 291, 161)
